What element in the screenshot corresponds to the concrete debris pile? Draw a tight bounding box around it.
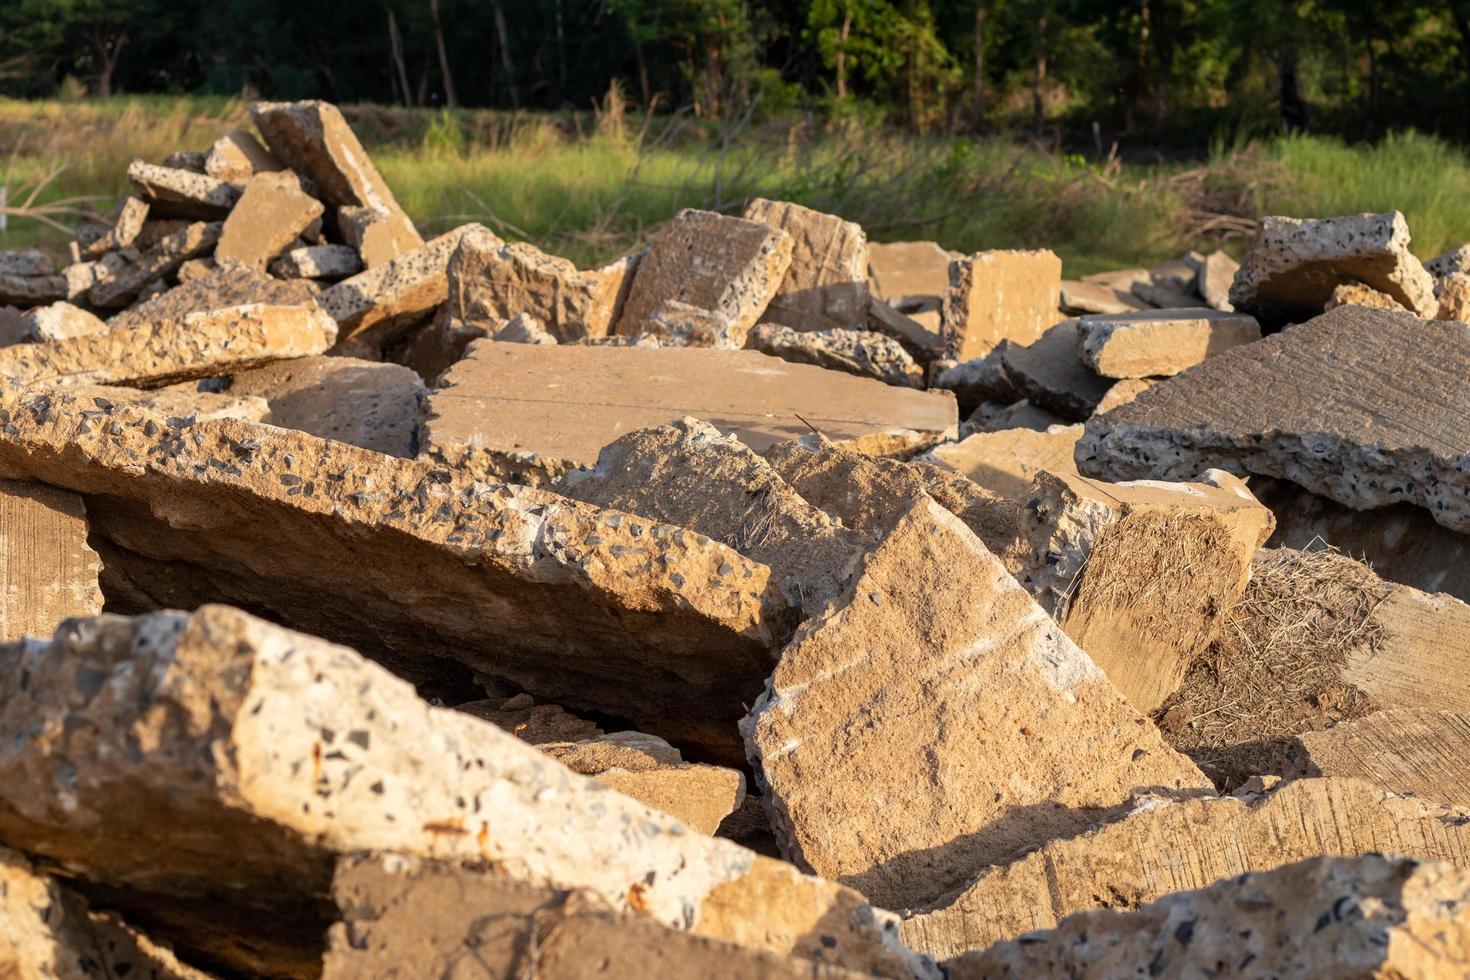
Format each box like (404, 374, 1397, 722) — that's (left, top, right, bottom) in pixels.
(1, 104, 1469, 977)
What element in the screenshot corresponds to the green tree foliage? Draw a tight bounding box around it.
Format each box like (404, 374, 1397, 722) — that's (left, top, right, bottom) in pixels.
(2, 0, 1469, 146)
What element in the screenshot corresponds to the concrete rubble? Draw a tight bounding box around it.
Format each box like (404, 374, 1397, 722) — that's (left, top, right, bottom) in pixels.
(4, 99, 1470, 979)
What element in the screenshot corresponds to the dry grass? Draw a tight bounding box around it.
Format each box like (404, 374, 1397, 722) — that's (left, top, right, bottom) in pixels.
(1156, 547, 1391, 789)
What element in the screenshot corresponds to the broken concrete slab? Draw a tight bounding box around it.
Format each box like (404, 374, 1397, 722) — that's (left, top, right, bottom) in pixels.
(0, 605, 925, 979)
(443, 235, 629, 342)
(1058, 278, 1150, 316)
(639, 299, 743, 348)
(1130, 278, 1203, 309)
(1286, 710, 1470, 808)
(747, 322, 924, 388)
(251, 100, 423, 263)
(126, 160, 241, 219)
(922, 423, 1082, 502)
(1427, 243, 1470, 280)
(867, 240, 956, 305)
(541, 731, 745, 835)
(0, 479, 102, 642)
(615, 209, 793, 340)
(1015, 470, 1275, 713)
(0, 248, 52, 277)
(323, 854, 893, 980)
(949, 854, 1470, 980)
(79, 196, 150, 259)
(420, 340, 956, 487)
(932, 347, 1020, 412)
(1341, 580, 1470, 715)
(203, 126, 282, 181)
(227, 355, 425, 457)
(941, 249, 1062, 361)
(1437, 272, 1470, 321)
(902, 777, 1470, 960)
(1230, 212, 1438, 326)
(0, 304, 336, 388)
(215, 170, 324, 272)
(1324, 280, 1406, 312)
(0, 382, 780, 756)
(1077, 305, 1470, 532)
(0, 846, 211, 980)
(319, 223, 490, 344)
(560, 417, 866, 623)
(997, 319, 1111, 420)
(742, 198, 869, 332)
(1093, 377, 1156, 415)
(1195, 249, 1239, 310)
(23, 301, 108, 341)
(105, 264, 318, 333)
(743, 497, 1210, 910)
(867, 296, 946, 358)
(89, 220, 223, 309)
(74, 382, 271, 424)
(268, 243, 362, 280)
(0, 272, 66, 307)
(1077, 308, 1261, 379)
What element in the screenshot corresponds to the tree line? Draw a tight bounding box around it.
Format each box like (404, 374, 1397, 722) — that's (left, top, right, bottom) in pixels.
(3, 0, 1468, 148)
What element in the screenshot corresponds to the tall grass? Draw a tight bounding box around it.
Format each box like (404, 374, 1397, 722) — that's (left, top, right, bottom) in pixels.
(4, 97, 1470, 274)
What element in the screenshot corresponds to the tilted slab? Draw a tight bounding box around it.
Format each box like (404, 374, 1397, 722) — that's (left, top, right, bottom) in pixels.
(903, 777, 1470, 960)
(419, 340, 956, 487)
(949, 855, 1470, 980)
(0, 606, 925, 979)
(997, 319, 1110, 420)
(922, 424, 1082, 502)
(0, 381, 779, 756)
(743, 198, 869, 333)
(0, 479, 102, 642)
(0, 304, 336, 388)
(1287, 710, 1470, 809)
(1078, 305, 1470, 532)
(1076, 307, 1261, 379)
(742, 498, 1210, 911)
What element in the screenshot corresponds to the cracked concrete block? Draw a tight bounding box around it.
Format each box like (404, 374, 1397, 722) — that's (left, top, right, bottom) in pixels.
(941, 249, 1062, 361)
(105, 265, 319, 333)
(615, 209, 793, 341)
(226, 355, 425, 457)
(444, 236, 627, 342)
(1195, 249, 1239, 311)
(203, 126, 282, 181)
(743, 198, 869, 332)
(948, 855, 1470, 980)
(0, 605, 926, 979)
(932, 348, 1020, 412)
(922, 424, 1083, 502)
(251, 100, 423, 263)
(867, 296, 946, 358)
(0, 304, 335, 388)
(1286, 710, 1470, 808)
(79, 196, 150, 259)
(215, 171, 324, 272)
(561, 417, 866, 624)
(89, 220, 223, 309)
(0, 381, 781, 757)
(0, 479, 102, 642)
(1077, 305, 1470, 532)
(419, 340, 956, 487)
(1015, 470, 1275, 712)
(1076, 308, 1261, 379)
(1229, 212, 1438, 326)
(902, 777, 1470, 960)
(742, 498, 1210, 911)
(998, 319, 1111, 420)
(126, 160, 241, 219)
(747, 323, 923, 388)
(268, 243, 363, 280)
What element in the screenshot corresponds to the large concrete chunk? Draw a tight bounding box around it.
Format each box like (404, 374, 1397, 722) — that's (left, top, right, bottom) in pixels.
(226, 355, 425, 457)
(941, 249, 1062, 361)
(203, 126, 282, 181)
(444, 236, 625, 342)
(1287, 710, 1470, 808)
(250, 100, 423, 263)
(1059, 278, 1149, 316)
(1016, 470, 1275, 712)
(1078, 305, 1470, 531)
(268, 243, 362, 280)
(1230, 212, 1438, 325)
(561, 418, 864, 622)
(1195, 249, 1239, 310)
(0, 479, 102, 642)
(1076, 307, 1261, 379)
(950, 855, 1470, 980)
(420, 340, 957, 487)
(743, 198, 869, 332)
(0, 606, 925, 979)
(0, 382, 776, 755)
(998, 319, 1110, 420)
(923, 424, 1082, 501)
(126, 160, 241, 219)
(615, 209, 794, 339)
(0, 304, 336, 388)
(867, 240, 956, 305)
(0, 846, 211, 980)
(215, 170, 324, 272)
(324, 855, 891, 980)
(89, 220, 223, 309)
(747, 323, 923, 388)
(105, 265, 319, 333)
(742, 498, 1210, 910)
(319, 224, 489, 343)
(0, 248, 53, 277)
(903, 777, 1470, 959)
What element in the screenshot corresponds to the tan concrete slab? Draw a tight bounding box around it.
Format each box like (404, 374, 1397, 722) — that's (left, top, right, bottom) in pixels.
(867, 240, 956, 304)
(215, 170, 324, 272)
(1287, 710, 1470, 808)
(1077, 307, 1261, 379)
(941, 249, 1062, 360)
(0, 479, 102, 642)
(922, 423, 1082, 501)
(743, 198, 869, 332)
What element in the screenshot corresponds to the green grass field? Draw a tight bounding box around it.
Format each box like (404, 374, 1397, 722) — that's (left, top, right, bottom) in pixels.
(4, 96, 1470, 276)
